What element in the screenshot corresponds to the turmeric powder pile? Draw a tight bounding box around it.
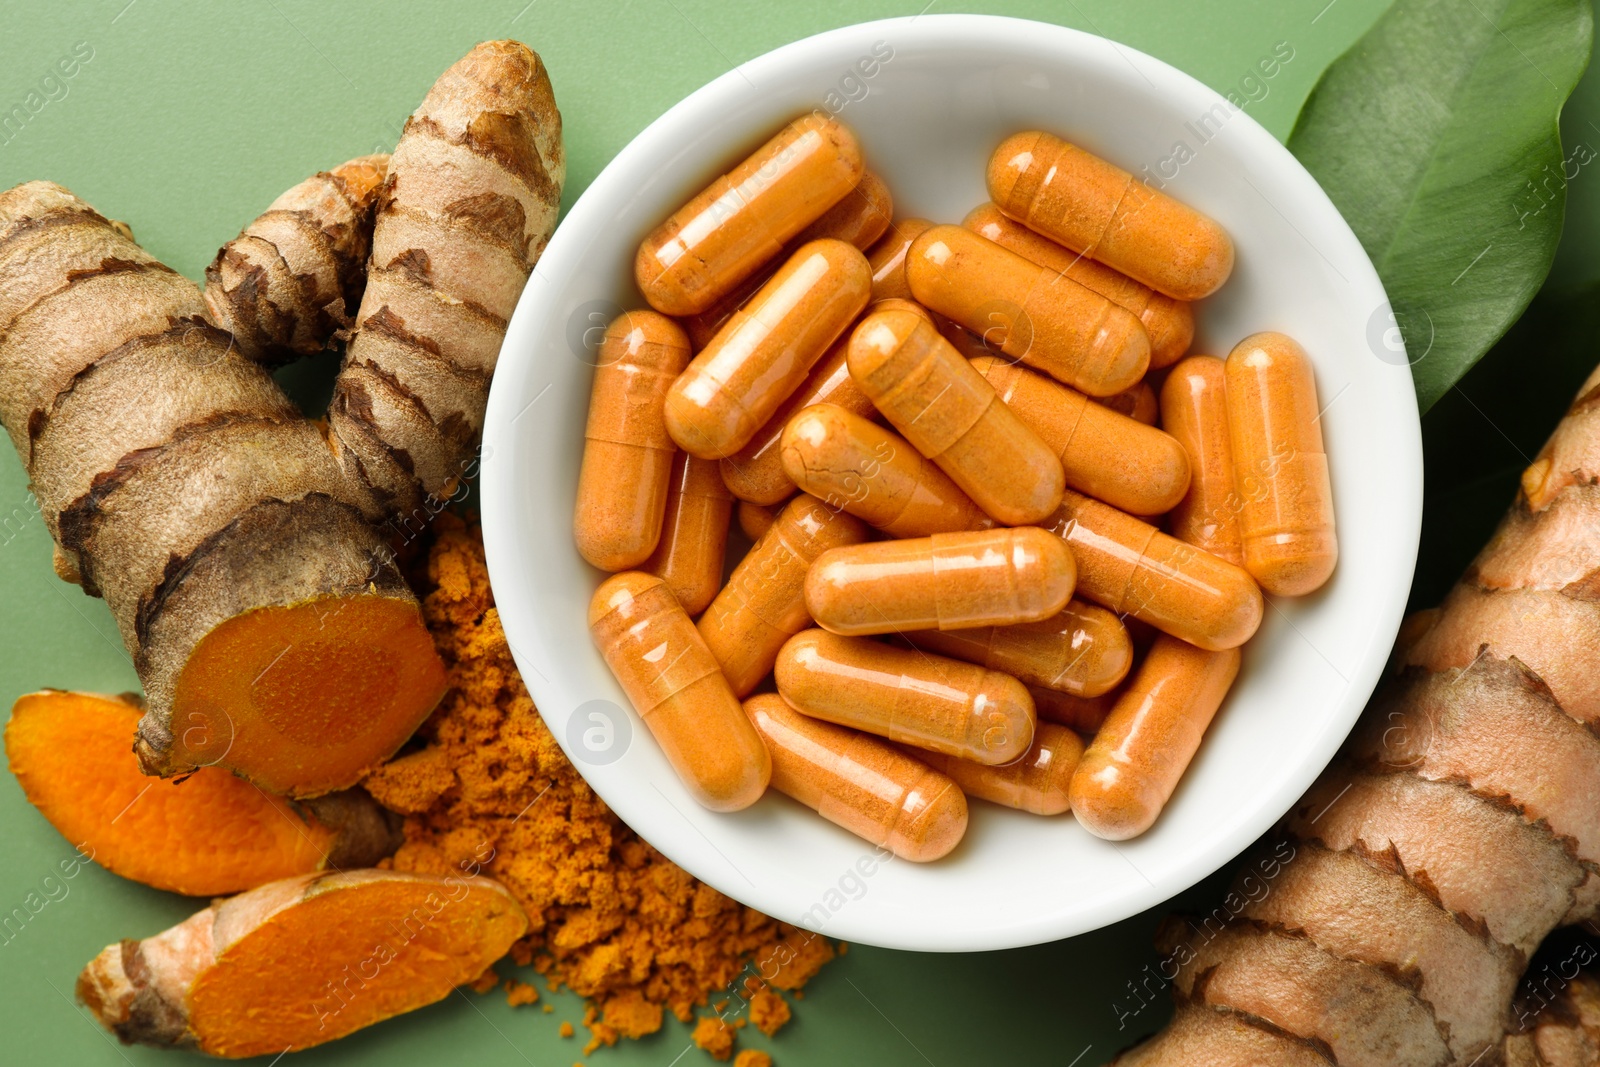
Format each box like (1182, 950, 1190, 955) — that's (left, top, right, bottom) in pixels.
(364, 515, 835, 1058)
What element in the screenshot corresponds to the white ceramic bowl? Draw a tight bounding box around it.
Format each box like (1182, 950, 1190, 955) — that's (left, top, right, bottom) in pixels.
(482, 14, 1421, 952)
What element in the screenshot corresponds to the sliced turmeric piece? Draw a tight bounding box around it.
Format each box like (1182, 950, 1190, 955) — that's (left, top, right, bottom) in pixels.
(148, 573, 449, 796)
(0, 181, 447, 798)
(6, 690, 400, 896)
(77, 869, 528, 1056)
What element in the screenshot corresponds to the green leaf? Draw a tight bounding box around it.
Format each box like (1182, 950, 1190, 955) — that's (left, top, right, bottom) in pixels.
(1288, 0, 1593, 411)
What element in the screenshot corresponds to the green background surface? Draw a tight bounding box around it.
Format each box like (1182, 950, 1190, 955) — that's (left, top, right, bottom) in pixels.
(2, 2, 1598, 1064)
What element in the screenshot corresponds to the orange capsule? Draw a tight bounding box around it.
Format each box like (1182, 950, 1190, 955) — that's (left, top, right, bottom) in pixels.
(666, 239, 871, 459)
(865, 217, 934, 301)
(1161, 356, 1244, 566)
(573, 311, 692, 570)
(964, 202, 1194, 368)
(636, 114, 864, 316)
(698, 494, 869, 696)
(972, 356, 1190, 516)
(744, 693, 968, 861)
(987, 131, 1234, 302)
(717, 297, 926, 505)
(806, 528, 1075, 637)
(1225, 332, 1337, 596)
(683, 171, 894, 350)
(779, 404, 992, 538)
(933, 316, 1000, 362)
(1099, 380, 1159, 426)
(903, 600, 1132, 698)
(1044, 490, 1262, 651)
(847, 308, 1064, 525)
(588, 573, 771, 811)
(796, 169, 894, 250)
(775, 629, 1034, 765)
(914, 722, 1083, 816)
(736, 500, 777, 541)
(906, 225, 1149, 397)
(1069, 635, 1240, 839)
(642, 453, 733, 615)
(1029, 686, 1118, 736)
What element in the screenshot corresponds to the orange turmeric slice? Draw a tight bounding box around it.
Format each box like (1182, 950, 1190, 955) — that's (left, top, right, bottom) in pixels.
(77, 869, 528, 1056)
(6, 690, 399, 896)
(150, 589, 449, 797)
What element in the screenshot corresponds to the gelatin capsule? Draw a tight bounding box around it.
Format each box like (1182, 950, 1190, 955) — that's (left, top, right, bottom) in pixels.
(1045, 489, 1262, 651)
(1100, 380, 1159, 426)
(933, 316, 1002, 362)
(964, 202, 1194, 368)
(573, 311, 692, 571)
(717, 297, 925, 506)
(805, 528, 1076, 637)
(906, 224, 1149, 397)
(779, 403, 992, 538)
(636, 114, 864, 316)
(987, 131, 1234, 302)
(588, 572, 771, 811)
(914, 721, 1083, 816)
(865, 217, 934, 301)
(1161, 356, 1244, 566)
(736, 500, 777, 542)
(903, 600, 1132, 698)
(973, 356, 1190, 517)
(642, 452, 733, 616)
(1225, 332, 1337, 596)
(847, 307, 1064, 526)
(666, 238, 871, 459)
(775, 629, 1035, 765)
(794, 169, 894, 251)
(683, 171, 893, 350)
(1069, 635, 1240, 839)
(698, 493, 869, 696)
(744, 693, 968, 861)
(1030, 685, 1118, 736)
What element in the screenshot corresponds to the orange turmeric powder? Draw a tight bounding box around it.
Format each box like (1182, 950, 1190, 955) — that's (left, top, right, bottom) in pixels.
(693, 1015, 740, 1060)
(747, 986, 791, 1036)
(365, 515, 835, 1057)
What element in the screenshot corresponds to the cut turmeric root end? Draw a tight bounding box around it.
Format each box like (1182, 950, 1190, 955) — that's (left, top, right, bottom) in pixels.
(148, 593, 447, 798)
(77, 870, 529, 1057)
(6, 690, 400, 896)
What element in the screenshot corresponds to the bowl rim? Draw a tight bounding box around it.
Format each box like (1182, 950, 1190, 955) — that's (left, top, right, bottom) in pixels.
(481, 12, 1422, 951)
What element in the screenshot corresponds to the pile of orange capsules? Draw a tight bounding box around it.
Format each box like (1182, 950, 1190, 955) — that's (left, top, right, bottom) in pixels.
(574, 113, 1337, 861)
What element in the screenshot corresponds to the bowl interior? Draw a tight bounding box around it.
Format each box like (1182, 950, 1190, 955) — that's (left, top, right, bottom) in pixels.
(481, 14, 1421, 952)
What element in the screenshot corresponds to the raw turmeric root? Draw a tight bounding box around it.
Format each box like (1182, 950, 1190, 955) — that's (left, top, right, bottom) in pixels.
(5, 690, 400, 896)
(1115, 364, 1600, 1064)
(327, 40, 564, 520)
(203, 154, 389, 364)
(0, 180, 445, 797)
(77, 869, 528, 1056)
(1505, 969, 1600, 1065)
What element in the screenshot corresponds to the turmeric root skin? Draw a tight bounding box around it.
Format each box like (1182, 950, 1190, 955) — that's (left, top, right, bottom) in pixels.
(204, 154, 390, 365)
(77, 870, 528, 1056)
(5, 690, 400, 896)
(1116, 362, 1600, 1064)
(328, 40, 564, 519)
(0, 181, 445, 797)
